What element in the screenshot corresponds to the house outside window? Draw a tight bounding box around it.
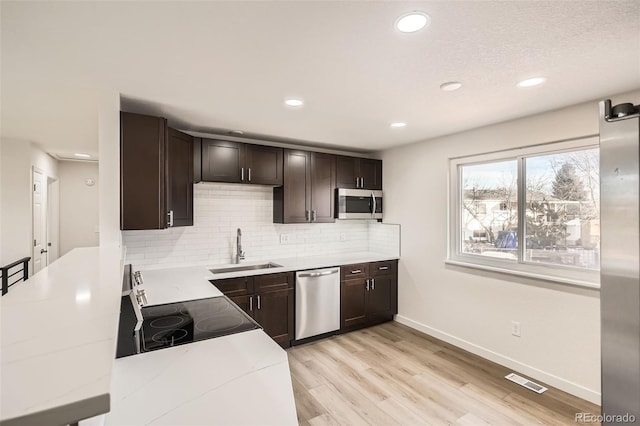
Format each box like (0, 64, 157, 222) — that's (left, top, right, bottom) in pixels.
(448, 136, 600, 287)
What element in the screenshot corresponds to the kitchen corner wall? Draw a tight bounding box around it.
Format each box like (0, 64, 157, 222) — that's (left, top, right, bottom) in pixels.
(123, 183, 399, 269)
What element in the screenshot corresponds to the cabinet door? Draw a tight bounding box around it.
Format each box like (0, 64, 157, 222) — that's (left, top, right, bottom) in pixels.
(229, 294, 254, 317)
(280, 150, 310, 223)
(245, 144, 283, 185)
(120, 112, 167, 230)
(254, 288, 294, 348)
(359, 158, 382, 190)
(167, 128, 194, 227)
(201, 139, 245, 183)
(336, 155, 358, 189)
(210, 276, 254, 297)
(254, 272, 293, 293)
(341, 278, 368, 330)
(366, 273, 397, 323)
(310, 152, 336, 223)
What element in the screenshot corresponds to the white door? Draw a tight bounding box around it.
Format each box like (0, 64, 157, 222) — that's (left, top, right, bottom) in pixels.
(32, 169, 48, 273)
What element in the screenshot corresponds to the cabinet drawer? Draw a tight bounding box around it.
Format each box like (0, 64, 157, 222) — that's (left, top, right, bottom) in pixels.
(370, 260, 397, 277)
(254, 272, 294, 293)
(211, 276, 254, 296)
(341, 263, 369, 280)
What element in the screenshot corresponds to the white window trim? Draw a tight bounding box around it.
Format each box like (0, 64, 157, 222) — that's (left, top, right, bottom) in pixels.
(447, 135, 601, 289)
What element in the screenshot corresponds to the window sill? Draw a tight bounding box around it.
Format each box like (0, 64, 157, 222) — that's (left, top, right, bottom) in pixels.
(445, 259, 600, 290)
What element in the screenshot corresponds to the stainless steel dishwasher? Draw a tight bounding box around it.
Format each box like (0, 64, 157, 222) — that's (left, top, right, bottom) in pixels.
(295, 268, 340, 340)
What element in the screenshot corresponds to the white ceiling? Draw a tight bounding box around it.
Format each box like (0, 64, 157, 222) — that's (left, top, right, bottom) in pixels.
(2, 1, 639, 156)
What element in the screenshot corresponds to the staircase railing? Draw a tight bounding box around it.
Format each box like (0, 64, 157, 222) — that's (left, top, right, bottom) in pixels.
(1, 257, 31, 296)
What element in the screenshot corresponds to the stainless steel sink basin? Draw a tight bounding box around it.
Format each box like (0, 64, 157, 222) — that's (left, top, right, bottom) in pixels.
(209, 262, 283, 274)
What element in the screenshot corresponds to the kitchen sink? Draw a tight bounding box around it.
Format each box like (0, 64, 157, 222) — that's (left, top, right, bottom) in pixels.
(209, 262, 283, 274)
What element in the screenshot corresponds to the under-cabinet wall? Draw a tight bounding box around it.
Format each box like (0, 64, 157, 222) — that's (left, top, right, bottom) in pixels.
(123, 182, 399, 269)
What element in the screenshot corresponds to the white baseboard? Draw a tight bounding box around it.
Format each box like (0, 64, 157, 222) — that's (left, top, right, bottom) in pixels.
(394, 314, 601, 405)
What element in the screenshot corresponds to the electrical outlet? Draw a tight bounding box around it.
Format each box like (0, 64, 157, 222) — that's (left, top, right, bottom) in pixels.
(511, 321, 521, 337)
(280, 233, 290, 244)
(340, 233, 347, 242)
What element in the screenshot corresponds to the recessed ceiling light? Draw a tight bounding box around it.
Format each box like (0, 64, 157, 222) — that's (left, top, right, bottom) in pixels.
(390, 122, 407, 128)
(517, 77, 546, 88)
(395, 12, 430, 33)
(440, 81, 463, 92)
(284, 98, 304, 107)
(74, 153, 91, 158)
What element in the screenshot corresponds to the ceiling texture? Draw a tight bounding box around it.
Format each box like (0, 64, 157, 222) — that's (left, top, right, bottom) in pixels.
(2, 1, 639, 157)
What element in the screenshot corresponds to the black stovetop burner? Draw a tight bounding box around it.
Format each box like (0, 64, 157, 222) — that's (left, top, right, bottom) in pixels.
(140, 296, 260, 353)
(116, 292, 261, 358)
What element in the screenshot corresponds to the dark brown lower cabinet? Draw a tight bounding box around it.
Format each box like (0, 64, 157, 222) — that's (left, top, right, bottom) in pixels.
(341, 277, 368, 329)
(212, 272, 294, 348)
(253, 288, 294, 347)
(340, 260, 398, 332)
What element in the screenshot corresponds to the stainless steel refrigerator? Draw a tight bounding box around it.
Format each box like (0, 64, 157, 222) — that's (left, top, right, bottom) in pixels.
(599, 99, 640, 424)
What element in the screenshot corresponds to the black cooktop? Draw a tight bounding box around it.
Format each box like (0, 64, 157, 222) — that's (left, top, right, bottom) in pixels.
(140, 296, 260, 353)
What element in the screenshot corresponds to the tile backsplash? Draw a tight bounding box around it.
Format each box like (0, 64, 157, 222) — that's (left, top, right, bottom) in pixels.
(123, 182, 400, 269)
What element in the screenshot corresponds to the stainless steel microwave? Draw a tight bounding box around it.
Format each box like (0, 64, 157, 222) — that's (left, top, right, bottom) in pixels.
(335, 188, 383, 220)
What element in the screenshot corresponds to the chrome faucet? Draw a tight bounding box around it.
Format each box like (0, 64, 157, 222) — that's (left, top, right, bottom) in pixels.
(236, 228, 245, 263)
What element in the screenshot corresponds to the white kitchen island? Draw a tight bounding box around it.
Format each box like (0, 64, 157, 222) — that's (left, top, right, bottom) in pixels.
(0, 247, 124, 426)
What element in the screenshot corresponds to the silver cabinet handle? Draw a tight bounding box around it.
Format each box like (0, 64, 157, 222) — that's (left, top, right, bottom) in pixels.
(351, 269, 362, 274)
(298, 269, 339, 278)
(241, 167, 245, 181)
(257, 294, 261, 310)
(249, 296, 253, 311)
(371, 277, 375, 290)
(371, 191, 376, 216)
(379, 266, 389, 270)
(361, 177, 365, 188)
(248, 168, 251, 182)
(312, 210, 317, 222)
(305, 210, 310, 222)
(168, 210, 174, 227)
(366, 279, 370, 291)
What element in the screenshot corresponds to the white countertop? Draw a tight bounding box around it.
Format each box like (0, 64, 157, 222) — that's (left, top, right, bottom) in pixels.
(138, 266, 224, 306)
(0, 246, 124, 426)
(106, 330, 296, 426)
(137, 251, 399, 284)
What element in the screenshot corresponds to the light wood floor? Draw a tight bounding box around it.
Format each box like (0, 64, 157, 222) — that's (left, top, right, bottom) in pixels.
(287, 322, 600, 426)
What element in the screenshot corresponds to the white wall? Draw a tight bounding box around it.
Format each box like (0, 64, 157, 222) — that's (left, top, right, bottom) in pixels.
(380, 90, 639, 404)
(98, 92, 121, 249)
(58, 161, 99, 255)
(122, 183, 396, 269)
(0, 139, 31, 266)
(0, 139, 58, 268)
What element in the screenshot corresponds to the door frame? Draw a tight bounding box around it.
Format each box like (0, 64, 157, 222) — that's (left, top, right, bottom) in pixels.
(31, 167, 59, 273)
(47, 177, 59, 263)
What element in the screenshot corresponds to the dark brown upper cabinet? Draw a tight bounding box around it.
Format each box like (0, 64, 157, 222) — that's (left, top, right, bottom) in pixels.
(120, 112, 194, 230)
(167, 128, 194, 227)
(336, 156, 382, 190)
(200, 139, 283, 185)
(273, 150, 336, 224)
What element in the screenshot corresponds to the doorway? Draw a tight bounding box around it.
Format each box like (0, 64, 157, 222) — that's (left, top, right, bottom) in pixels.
(32, 168, 59, 274)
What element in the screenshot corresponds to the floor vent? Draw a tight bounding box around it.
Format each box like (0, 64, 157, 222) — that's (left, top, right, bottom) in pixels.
(505, 373, 548, 394)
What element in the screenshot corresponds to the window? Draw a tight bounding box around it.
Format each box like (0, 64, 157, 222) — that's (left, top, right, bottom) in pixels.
(449, 137, 600, 287)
